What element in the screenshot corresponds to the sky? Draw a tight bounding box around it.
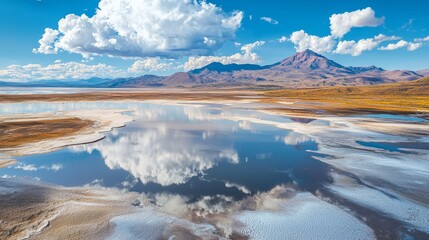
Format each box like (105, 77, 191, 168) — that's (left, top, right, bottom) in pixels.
(0, 0, 428, 82)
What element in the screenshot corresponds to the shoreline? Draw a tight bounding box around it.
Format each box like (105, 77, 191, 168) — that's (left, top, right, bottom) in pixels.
(0, 88, 427, 119)
(0, 109, 133, 167)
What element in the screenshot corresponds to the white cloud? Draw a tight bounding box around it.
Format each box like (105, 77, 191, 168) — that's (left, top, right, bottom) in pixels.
(260, 17, 279, 25)
(378, 40, 409, 50)
(414, 36, 429, 42)
(0, 62, 123, 82)
(334, 34, 401, 56)
(278, 36, 288, 43)
(184, 41, 265, 70)
(128, 58, 174, 73)
(335, 38, 379, 56)
(373, 34, 400, 42)
(378, 39, 423, 52)
(34, 0, 243, 59)
(289, 30, 336, 53)
(33, 28, 59, 54)
(407, 42, 422, 51)
(329, 7, 384, 38)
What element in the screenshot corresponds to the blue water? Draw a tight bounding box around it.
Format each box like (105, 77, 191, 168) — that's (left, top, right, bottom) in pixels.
(0, 102, 330, 202)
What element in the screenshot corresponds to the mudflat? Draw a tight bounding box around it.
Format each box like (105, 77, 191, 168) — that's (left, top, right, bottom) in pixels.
(0, 117, 93, 148)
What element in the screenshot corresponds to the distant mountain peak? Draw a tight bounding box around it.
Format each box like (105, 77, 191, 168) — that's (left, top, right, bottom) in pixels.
(299, 49, 324, 57)
(276, 49, 346, 70)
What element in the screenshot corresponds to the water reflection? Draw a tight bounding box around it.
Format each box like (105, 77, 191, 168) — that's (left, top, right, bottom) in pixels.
(74, 125, 239, 186)
(1, 102, 328, 203)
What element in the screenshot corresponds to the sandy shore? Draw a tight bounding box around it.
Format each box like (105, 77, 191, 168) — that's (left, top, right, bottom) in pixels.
(0, 109, 133, 167)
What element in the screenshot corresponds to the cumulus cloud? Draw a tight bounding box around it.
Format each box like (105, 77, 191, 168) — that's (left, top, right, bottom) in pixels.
(34, 0, 243, 59)
(373, 34, 400, 42)
(278, 36, 288, 43)
(407, 42, 422, 51)
(128, 58, 175, 72)
(0, 62, 123, 82)
(33, 28, 59, 54)
(414, 36, 429, 42)
(334, 38, 379, 56)
(378, 39, 423, 52)
(260, 17, 279, 25)
(184, 41, 265, 70)
(334, 34, 400, 56)
(289, 30, 336, 54)
(378, 40, 409, 51)
(329, 7, 384, 38)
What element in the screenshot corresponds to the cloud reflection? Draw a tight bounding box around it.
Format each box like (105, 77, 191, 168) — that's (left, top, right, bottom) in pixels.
(75, 125, 239, 186)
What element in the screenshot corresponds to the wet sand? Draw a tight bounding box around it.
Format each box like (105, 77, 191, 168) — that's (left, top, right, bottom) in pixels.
(0, 116, 93, 148)
(0, 110, 133, 162)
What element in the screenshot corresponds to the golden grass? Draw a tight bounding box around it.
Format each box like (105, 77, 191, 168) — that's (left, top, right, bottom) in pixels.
(264, 77, 429, 115)
(0, 77, 427, 118)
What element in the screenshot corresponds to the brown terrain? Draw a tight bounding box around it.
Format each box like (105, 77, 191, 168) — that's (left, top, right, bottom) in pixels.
(0, 117, 93, 148)
(113, 50, 422, 89)
(0, 76, 427, 117)
(264, 76, 429, 116)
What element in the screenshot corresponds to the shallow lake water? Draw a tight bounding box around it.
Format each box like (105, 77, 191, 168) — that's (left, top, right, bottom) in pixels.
(1, 100, 428, 239)
(0, 102, 329, 202)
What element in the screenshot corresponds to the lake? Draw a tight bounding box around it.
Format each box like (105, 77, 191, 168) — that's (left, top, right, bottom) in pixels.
(1, 100, 428, 239)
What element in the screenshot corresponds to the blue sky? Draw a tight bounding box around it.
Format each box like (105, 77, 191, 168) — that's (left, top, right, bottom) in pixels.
(0, 0, 428, 81)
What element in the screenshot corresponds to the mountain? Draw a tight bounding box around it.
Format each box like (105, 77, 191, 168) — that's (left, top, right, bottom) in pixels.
(417, 69, 429, 76)
(190, 62, 268, 74)
(0, 50, 423, 89)
(347, 65, 384, 73)
(159, 50, 422, 88)
(96, 75, 166, 88)
(273, 49, 349, 71)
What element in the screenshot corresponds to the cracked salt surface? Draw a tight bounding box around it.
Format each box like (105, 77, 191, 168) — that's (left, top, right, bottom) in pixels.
(235, 192, 375, 240)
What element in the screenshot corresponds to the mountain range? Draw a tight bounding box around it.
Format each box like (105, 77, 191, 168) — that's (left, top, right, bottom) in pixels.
(1, 50, 427, 89)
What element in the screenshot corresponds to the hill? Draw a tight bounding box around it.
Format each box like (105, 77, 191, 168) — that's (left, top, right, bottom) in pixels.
(157, 49, 422, 88)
